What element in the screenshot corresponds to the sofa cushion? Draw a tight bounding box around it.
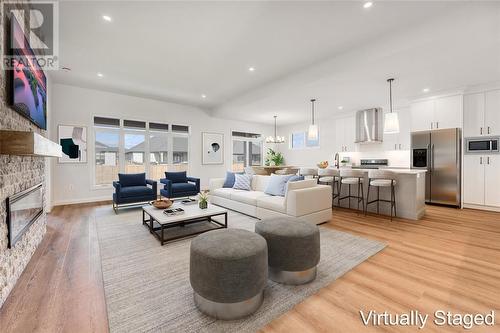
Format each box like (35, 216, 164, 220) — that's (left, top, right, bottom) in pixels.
(165, 171, 187, 184)
(264, 174, 295, 197)
(223, 171, 241, 188)
(119, 173, 146, 187)
(231, 191, 270, 205)
(171, 182, 197, 193)
(257, 196, 286, 214)
(212, 188, 234, 199)
(233, 174, 252, 191)
(288, 175, 305, 182)
(120, 185, 154, 198)
(251, 175, 271, 192)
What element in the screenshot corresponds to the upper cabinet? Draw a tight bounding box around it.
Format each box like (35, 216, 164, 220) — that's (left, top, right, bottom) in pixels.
(334, 116, 356, 152)
(410, 95, 462, 132)
(485, 90, 500, 136)
(463, 89, 500, 137)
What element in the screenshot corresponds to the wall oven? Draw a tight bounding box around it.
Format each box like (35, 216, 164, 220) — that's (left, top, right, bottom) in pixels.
(465, 137, 499, 154)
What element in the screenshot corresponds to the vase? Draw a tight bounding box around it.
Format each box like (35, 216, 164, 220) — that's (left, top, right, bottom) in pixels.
(199, 200, 208, 209)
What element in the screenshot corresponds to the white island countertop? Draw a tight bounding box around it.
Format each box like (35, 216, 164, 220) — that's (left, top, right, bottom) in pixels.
(335, 167, 426, 220)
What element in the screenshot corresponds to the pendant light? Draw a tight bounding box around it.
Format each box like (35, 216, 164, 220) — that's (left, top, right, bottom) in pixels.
(308, 99, 319, 140)
(384, 78, 400, 134)
(265, 115, 285, 144)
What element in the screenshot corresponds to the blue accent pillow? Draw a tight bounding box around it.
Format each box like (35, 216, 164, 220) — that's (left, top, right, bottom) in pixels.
(166, 171, 187, 183)
(119, 173, 146, 187)
(223, 171, 242, 188)
(233, 174, 252, 191)
(265, 174, 295, 196)
(288, 175, 305, 182)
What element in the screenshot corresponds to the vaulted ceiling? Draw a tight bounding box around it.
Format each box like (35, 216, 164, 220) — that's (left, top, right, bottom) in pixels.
(53, 1, 500, 125)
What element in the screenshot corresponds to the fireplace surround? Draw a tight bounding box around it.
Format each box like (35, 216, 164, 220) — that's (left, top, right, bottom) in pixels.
(6, 183, 44, 248)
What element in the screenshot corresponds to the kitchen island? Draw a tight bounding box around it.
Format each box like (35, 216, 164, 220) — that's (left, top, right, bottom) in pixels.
(335, 168, 427, 220)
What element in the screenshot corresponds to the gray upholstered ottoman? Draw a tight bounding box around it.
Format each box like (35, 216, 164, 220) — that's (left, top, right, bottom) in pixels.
(189, 229, 268, 320)
(255, 217, 320, 285)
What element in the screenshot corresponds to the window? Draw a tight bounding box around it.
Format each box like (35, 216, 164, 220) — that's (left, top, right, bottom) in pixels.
(231, 131, 262, 172)
(172, 125, 189, 172)
(149, 122, 169, 180)
(94, 117, 120, 186)
(93, 117, 190, 186)
(290, 131, 319, 149)
(124, 120, 146, 174)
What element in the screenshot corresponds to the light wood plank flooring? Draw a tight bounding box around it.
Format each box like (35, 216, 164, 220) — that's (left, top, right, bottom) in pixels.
(1, 204, 499, 332)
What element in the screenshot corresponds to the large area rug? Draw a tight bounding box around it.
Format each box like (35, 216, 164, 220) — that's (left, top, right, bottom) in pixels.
(95, 206, 385, 333)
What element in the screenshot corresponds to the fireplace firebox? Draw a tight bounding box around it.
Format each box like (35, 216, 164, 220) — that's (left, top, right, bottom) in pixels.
(6, 183, 43, 248)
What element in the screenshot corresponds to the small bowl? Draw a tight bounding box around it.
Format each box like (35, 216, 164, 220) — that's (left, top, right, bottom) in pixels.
(152, 199, 172, 209)
(317, 161, 329, 169)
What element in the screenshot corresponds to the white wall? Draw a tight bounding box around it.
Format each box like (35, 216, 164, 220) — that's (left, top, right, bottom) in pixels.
(50, 83, 273, 206)
(278, 110, 411, 168)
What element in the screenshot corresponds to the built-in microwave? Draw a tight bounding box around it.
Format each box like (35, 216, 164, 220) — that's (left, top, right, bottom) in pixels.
(465, 137, 499, 154)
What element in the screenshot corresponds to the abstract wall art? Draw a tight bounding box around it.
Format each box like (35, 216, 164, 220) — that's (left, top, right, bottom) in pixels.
(58, 125, 87, 163)
(202, 132, 224, 165)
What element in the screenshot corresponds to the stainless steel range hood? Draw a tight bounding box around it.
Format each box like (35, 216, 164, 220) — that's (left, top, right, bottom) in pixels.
(355, 108, 383, 144)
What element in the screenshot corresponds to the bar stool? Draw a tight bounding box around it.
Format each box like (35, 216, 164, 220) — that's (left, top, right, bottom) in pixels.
(299, 167, 318, 179)
(365, 170, 397, 220)
(317, 168, 340, 207)
(338, 169, 365, 212)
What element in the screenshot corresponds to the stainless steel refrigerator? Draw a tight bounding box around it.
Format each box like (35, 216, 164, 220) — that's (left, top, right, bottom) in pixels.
(411, 128, 461, 206)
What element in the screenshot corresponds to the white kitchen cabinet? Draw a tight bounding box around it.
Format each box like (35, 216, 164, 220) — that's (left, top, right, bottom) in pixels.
(410, 95, 462, 132)
(410, 100, 434, 132)
(463, 155, 485, 205)
(434, 95, 462, 130)
(334, 116, 356, 152)
(485, 90, 500, 135)
(343, 116, 356, 152)
(463, 93, 485, 137)
(484, 155, 500, 207)
(384, 107, 411, 150)
(463, 154, 500, 208)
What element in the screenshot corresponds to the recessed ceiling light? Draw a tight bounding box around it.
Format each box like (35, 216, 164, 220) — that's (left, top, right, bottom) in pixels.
(97, 72, 104, 78)
(338, 106, 344, 110)
(248, 67, 255, 72)
(102, 15, 112, 22)
(363, 2, 373, 9)
(422, 88, 430, 93)
(201, 94, 207, 99)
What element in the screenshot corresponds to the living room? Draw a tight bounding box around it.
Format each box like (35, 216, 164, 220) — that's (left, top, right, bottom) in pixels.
(1, 1, 500, 332)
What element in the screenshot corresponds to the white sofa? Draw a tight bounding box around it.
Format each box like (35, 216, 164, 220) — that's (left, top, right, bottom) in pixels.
(209, 175, 332, 224)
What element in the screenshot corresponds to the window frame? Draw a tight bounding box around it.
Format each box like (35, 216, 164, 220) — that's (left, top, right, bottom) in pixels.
(289, 130, 320, 150)
(91, 116, 190, 189)
(231, 131, 263, 172)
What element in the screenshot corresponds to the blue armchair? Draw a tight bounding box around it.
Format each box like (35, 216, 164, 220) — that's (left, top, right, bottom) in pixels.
(112, 173, 157, 213)
(160, 171, 200, 199)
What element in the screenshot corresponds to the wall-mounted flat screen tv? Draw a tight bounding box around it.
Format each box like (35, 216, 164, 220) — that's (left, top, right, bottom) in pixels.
(9, 16, 47, 130)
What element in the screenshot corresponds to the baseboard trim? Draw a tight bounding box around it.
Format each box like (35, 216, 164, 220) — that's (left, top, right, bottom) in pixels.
(53, 196, 112, 207)
(463, 203, 500, 212)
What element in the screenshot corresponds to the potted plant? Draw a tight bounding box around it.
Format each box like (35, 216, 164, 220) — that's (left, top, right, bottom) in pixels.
(198, 190, 209, 209)
(265, 148, 284, 166)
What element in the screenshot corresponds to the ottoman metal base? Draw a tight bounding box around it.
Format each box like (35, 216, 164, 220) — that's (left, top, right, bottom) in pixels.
(193, 291, 264, 320)
(269, 266, 317, 285)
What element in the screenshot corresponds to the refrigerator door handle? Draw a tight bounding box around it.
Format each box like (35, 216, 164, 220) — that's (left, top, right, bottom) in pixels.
(431, 144, 435, 171)
(427, 144, 431, 172)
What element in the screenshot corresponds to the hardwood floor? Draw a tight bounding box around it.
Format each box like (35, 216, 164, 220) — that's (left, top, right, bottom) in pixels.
(1, 204, 499, 332)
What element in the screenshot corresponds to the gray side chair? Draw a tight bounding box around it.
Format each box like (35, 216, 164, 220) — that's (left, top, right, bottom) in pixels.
(338, 169, 365, 212)
(366, 170, 397, 220)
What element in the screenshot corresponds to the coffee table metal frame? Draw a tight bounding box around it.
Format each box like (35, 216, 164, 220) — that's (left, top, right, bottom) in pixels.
(142, 206, 227, 245)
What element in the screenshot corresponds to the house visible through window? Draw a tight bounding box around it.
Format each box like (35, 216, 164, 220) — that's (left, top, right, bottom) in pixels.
(231, 131, 262, 172)
(93, 117, 190, 186)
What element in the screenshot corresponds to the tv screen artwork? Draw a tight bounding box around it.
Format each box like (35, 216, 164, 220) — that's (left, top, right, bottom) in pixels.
(10, 16, 47, 130)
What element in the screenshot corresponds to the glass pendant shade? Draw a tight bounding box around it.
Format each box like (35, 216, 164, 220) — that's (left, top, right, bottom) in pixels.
(308, 124, 319, 140)
(384, 112, 400, 134)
